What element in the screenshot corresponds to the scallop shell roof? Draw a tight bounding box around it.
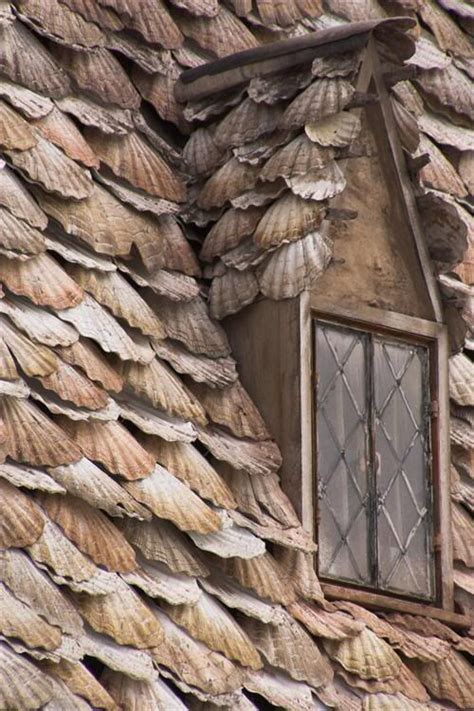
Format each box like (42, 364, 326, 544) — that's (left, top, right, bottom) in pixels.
(0, 0, 472, 709)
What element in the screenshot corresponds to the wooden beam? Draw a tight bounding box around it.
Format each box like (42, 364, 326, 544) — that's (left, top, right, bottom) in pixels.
(367, 38, 444, 323)
(322, 583, 470, 629)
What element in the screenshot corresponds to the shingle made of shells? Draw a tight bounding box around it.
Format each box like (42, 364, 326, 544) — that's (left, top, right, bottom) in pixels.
(0, 4, 472, 710)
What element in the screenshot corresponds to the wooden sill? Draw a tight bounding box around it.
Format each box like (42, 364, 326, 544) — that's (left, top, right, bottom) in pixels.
(322, 583, 471, 629)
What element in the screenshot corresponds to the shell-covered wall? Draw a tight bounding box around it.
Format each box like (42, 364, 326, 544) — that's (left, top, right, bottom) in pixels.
(0, 1, 472, 709)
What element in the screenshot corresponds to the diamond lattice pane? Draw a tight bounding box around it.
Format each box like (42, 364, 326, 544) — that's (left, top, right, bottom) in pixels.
(373, 339, 433, 599)
(315, 324, 370, 585)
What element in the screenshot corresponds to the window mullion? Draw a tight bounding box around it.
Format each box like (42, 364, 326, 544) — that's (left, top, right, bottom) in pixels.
(366, 333, 378, 588)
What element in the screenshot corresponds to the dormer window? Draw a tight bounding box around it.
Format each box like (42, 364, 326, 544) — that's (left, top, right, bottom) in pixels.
(314, 316, 435, 600)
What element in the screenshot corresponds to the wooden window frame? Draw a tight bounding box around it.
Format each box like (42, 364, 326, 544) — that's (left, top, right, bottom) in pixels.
(310, 295, 456, 619)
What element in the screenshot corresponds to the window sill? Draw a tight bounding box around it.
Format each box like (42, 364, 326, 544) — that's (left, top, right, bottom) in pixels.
(322, 583, 471, 630)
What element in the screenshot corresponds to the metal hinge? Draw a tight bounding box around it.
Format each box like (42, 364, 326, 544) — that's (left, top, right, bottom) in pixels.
(433, 532, 443, 552)
(430, 400, 439, 419)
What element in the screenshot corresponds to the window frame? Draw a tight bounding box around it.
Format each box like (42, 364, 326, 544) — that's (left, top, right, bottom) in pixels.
(309, 297, 454, 616)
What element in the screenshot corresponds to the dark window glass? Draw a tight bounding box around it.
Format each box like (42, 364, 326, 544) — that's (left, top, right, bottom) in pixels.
(315, 321, 434, 600)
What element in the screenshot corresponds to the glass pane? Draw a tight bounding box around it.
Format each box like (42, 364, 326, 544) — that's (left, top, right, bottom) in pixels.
(315, 323, 370, 585)
(373, 338, 433, 599)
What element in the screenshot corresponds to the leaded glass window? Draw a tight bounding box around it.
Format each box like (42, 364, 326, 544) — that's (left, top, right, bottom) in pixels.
(315, 320, 435, 600)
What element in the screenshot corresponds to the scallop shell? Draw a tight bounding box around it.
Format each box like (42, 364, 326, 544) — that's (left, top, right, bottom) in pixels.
(0, 642, 56, 709)
(122, 555, 201, 606)
(391, 97, 420, 154)
(53, 45, 139, 110)
(57, 293, 151, 363)
(169, 0, 218, 15)
(218, 552, 296, 605)
(0, 98, 37, 150)
(0, 297, 78, 348)
(129, 269, 199, 307)
(0, 337, 18, 385)
(189, 511, 266, 560)
(34, 184, 136, 257)
(154, 296, 230, 358)
(417, 134, 467, 198)
(0, 548, 82, 636)
(178, 4, 258, 57)
(282, 78, 355, 130)
(82, 629, 155, 681)
(124, 464, 221, 534)
(42, 659, 116, 710)
(118, 516, 208, 577)
(0, 205, 46, 255)
(418, 0, 473, 59)
(409, 650, 474, 709)
(245, 667, 314, 711)
(0, 477, 44, 547)
(274, 548, 324, 602)
(259, 229, 331, 299)
(49, 457, 150, 520)
(0, 579, 62, 651)
(21, 1, 101, 50)
(305, 110, 361, 147)
(67, 266, 166, 339)
(77, 577, 163, 649)
(416, 63, 474, 121)
(191, 380, 269, 441)
(132, 66, 187, 130)
(6, 136, 93, 200)
(0, 253, 83, 309)
(40, 493, 136, 573)
(33, 106, 98, 168)
(154, 339, 237, 389)
(289, 602, 364, 640)
(119, 0, 183, 47)
(0, 21, 70, 98)
(324, 628, 402, 680)
(60, 418, 155, 480)
(198, 425, 282, 476)
(0, 162, 46, 229)
(419, 111, 474, 152)
(449, 352, 474, 406)
(459, 150, 474, 195)
(152, 608, 242, 696)
(164, 590, 262, 669)
(197, 158, 260, 209)
(0, 396, 81, 466)
(85, 129, 186, 203)
(157, 214, 201, 277)
(407, 33, 451, 72)
(27, 515, 102, 585)
(251, 473, 300, 528)
(57, 338, 123, 393)
(119, 357, 206, 425)
(101, 669, 187, 711)
(362, 692, 430, 710)
(200, 573, 281, 626)
(39, 359, 108, 410)
(142, 437, 235, 510)
(240, 612, 333, 688)
(214, 98, 282, 150)
(0, 461, 61, 495)
(183, 126, 227, 177)
(254, 192, 325, 249)
(287, 160, 346, 200)
(117, 399, 197, 442)
(56, 92, 133, 134)
(261, 134, 334, 183)
(209, 268, 260, 320)
(248, 67, 312, 106)
(452, 502, 474, 566)
(200, 206, 264, 262)
(0, 83, 53, 125)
